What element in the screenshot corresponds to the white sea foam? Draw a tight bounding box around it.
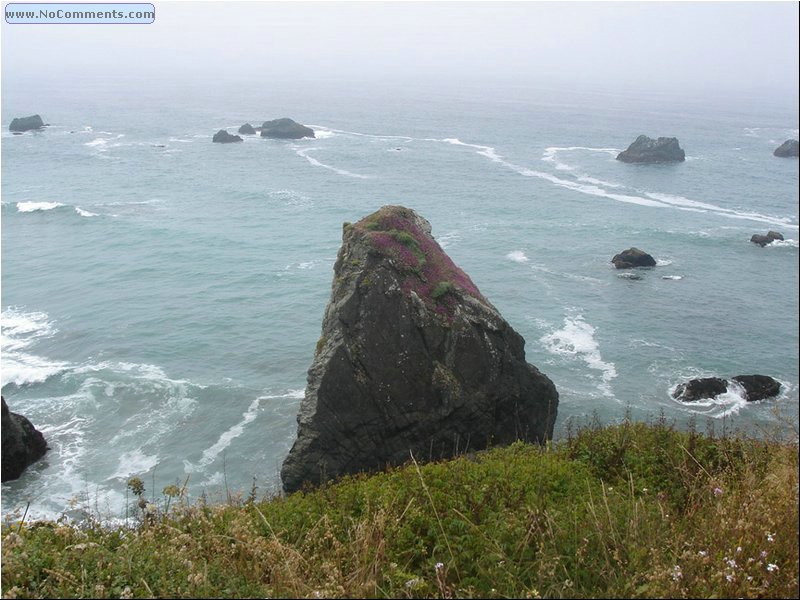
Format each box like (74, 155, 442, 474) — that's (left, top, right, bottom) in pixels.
(656, 259, 673, 267)
(295, 147, 372, 179)
(661, 275, 683, 280)
(75, 207, 98, 217)
(540, 315, 617, 397)
(541, 146, 619, 173)
(506, 250, 529, 263)
(577, 174, 625, 189)
(186, 390, 304, 472)
(107, 449, 160, 480)
(268, 189, 313, 208)
(766, 238, 799, 248)
(312, 128, 335, 139)
(312, 126, 414, 142)
(436, 231, 460, 249)
(1, 308, 69, 386)
(17, 201, 64, 212)
(1, 354, 70, 387)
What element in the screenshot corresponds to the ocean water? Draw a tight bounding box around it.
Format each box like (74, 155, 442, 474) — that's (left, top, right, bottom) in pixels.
(2, 77, 798, 521)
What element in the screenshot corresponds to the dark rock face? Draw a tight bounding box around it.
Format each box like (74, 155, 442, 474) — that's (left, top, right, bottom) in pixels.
(750, 231, 784, 247)
(611, 247, 657, 269)
(238, 123, 256, 135)
(617, 135, 685, 163)
(2, 397, 48, 482)
(773, 139, 799, 158)
(212, 129, 243, 144)
(731, 375, 781, 401)
(281, 206, 559, 493)
(9, 115, 45, 132)
(672, 377, 729, 402)
(260, 118, 315, 139)
(673, 375, 781, 403)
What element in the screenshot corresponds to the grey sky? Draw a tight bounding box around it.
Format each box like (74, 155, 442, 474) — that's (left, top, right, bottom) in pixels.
(2, 1, 799, 94)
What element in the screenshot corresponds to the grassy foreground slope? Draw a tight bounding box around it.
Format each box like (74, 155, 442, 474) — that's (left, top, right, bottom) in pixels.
(2, 419, 798, 598)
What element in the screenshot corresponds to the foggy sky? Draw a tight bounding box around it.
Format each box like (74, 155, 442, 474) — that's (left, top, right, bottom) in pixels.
(2, 1, 799, 95)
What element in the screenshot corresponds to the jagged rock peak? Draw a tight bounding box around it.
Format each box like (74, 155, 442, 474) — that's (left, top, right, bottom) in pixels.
(9, 114, 45, 132)
(617, 135, 685, 163)
(280, 205, 559, 493)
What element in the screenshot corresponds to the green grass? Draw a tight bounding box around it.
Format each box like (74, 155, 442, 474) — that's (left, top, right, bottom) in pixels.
(2, 419, 797, 598)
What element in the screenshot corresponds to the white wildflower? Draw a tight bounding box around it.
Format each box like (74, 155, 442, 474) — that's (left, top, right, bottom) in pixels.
(405, 578, 421, 589)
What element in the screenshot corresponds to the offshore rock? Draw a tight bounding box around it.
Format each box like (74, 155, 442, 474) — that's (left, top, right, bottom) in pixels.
(212, 129, 243, 144)
(2, 396, 48, 482)
(617, 135, 685, 163)
(238, 123, 256, 135)
(773, 139, 799, 157)
(260, 118, 315, 139)
(281, 206, 558, 493)
(731, 375, 781, 401)
(9, 115, 45, 132)
(672, 375, 781, 402)
(611, 247, 656, 269)
(672, 377, 728, 402)
(750, 231, 784, 247)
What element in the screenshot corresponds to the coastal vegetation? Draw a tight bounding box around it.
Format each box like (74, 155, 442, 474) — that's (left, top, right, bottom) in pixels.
(2, 417, 797, 598)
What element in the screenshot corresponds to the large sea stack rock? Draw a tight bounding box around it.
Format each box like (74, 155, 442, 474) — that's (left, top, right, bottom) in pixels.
(2, 396, 48, 482)
(773, 139, 799, 158)
(212, 129, 243, 144)
(260, 118, 315, 139)
(238, 123, 256, 135)
(611, 247, 657, 269)
(281, 206, 558, 493)
(9, 115, 45, 132)
(750, 231, 784, 247)
(616, 135, 685, 163)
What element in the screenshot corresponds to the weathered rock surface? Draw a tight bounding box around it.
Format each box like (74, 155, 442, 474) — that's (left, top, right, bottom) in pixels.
(212, 129, 243, 144)
(672, 377, 729, 402)
(672, 375, 781, 403)
(9, 115, 45, 132)
(281, 206, 559, 493)
(617, 135, 685, 163)
(731, 375, 782, 401)
(773, 139, 799, 158)
(750, 231, 784, 247)
(2, 396, 48, 482)
(612, 247, 657, 269)
(260, 118, 315, 139)
(238, 123, 256, 135)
